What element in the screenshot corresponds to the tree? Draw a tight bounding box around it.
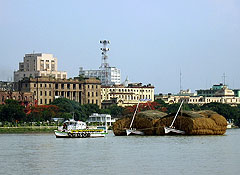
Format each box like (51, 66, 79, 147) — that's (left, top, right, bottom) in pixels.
(51, 98, 81, 120)
(0, 99, 26, 122)
(102, 105, 124, 118)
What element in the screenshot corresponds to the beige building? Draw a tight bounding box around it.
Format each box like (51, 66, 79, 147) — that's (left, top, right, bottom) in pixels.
(157, 87, 240, 106)
(14, 53, 67, 82)
(16, 77, 101, 107)
(101, 83, 154, 107)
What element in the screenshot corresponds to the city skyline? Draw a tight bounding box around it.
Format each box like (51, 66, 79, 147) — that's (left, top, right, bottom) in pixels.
(1, 0, 240, 93)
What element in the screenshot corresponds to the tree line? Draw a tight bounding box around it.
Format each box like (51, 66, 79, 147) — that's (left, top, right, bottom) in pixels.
(0, 98, 240, 126)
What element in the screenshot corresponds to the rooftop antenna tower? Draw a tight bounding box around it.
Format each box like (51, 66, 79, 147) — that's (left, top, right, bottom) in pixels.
(100, 40, 110, 68)
(222, 73, 227, 85)
(180, 70, 182, 93)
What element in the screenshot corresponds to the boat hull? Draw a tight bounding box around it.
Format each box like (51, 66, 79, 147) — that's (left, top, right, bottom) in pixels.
(164, 127, 185, 135)
(126, 129, 144, 136)
(54, 130, 107, 138)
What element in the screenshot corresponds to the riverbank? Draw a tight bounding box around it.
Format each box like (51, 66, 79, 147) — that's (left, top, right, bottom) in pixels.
(0, 126, 57, 133)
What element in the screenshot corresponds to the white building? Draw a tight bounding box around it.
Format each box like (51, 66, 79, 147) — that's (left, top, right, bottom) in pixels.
(79, 66, 121, 85)
(86, 113, 116, 126)
(101, 83, 155, 107)
(14, 53, 67, 82)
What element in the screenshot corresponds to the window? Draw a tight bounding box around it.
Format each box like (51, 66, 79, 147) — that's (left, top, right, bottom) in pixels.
(45, 91, 47, 96)
(49, 91, 51, 96)
(40, 91, 42, 96)
(40, 99, 42, 104)
(45, 99, 47, 104)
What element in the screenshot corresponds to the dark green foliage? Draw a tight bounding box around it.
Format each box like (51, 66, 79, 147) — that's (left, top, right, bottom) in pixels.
(155, 99, 168, 107)
(103, 105, 124, 118)
(0, 99, 26, 122)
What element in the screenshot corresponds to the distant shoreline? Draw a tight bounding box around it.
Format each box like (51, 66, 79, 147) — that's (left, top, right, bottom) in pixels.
(0, 126, 57, 134)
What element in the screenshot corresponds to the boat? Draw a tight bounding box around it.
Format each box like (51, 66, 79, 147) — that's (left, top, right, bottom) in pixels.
(54, 119, 108, 138)
(164, 100, 185, 135)
(126, 101, 144, 136)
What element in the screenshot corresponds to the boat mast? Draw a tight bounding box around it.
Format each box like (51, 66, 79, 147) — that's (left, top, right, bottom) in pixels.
(170, 100, 184, 128)
(129, 101, 140, 129)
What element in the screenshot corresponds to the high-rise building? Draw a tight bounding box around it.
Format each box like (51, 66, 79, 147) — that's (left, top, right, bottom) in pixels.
(14, 53, 67, 82)
(79, 40, 121, 85)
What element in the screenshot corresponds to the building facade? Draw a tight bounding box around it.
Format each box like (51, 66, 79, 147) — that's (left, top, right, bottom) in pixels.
(16, 77, 101, 107)
(79, 67, 121, 85)
(14, 53, 67, 82)
(86, 113, 116, 126)
(0, 91, 34, 106)
(0, 81, 14, 91)
(156, 84, 240, 106)
(101, 83, 154, 107)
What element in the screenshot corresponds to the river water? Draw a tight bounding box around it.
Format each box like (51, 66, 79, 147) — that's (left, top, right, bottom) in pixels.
(0, 129, 239, 175)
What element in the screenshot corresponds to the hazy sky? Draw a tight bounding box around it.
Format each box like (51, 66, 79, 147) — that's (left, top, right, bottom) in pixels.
(1, 0, 240, 93)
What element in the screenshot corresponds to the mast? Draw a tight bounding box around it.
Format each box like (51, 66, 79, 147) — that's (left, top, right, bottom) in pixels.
(170, 100, 184, 128)
(129, 101, 140, 129)
(180, 69, 182, 93)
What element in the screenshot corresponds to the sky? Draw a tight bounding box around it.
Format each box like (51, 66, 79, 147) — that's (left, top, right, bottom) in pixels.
(0, 0, 240, 94)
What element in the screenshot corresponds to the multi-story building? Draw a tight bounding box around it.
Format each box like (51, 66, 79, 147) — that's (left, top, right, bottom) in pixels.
(196, 83, 228, 97)
(79, 67, 121, 85)
(156, 84, 240, 106)
(14, 53, 67, 82)
(0, 81, 14, 91)
(101, 83, 154, 107)
(0, 91, 34, 106)
(16, 77, 101, 107)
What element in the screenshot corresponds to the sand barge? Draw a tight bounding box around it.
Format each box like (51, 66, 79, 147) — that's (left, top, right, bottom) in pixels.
(113, 110, 167, 136)
(155, 110, 227, 135)
(113, 110, 227, 136)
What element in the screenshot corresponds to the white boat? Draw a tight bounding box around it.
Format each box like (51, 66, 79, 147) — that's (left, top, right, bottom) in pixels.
(126, 128, 144, 136)
(164, 100, 185, 135)
(126, 101, 144, 136)
(54, 119, 107, 138)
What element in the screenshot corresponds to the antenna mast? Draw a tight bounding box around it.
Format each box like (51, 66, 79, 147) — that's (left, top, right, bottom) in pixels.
(180, 70, 182, 93)
(222, 73, 227, 85)
(100, 40, 110, 68)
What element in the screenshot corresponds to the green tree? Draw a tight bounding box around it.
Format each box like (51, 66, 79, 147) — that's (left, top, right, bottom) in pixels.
(107, 105, 124, 118)
(0, 99, 26, 122)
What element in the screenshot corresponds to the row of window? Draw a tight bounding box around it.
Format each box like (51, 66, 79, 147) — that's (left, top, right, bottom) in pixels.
(34, 91, 52, 96)
(87, 99, 98, 105)
(1, 95, 32, 102)
(103, 94, 152, 100)
(88, 92, 98, 97)
(104, 88, 152, 93)
(39, 98, 52, 105)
